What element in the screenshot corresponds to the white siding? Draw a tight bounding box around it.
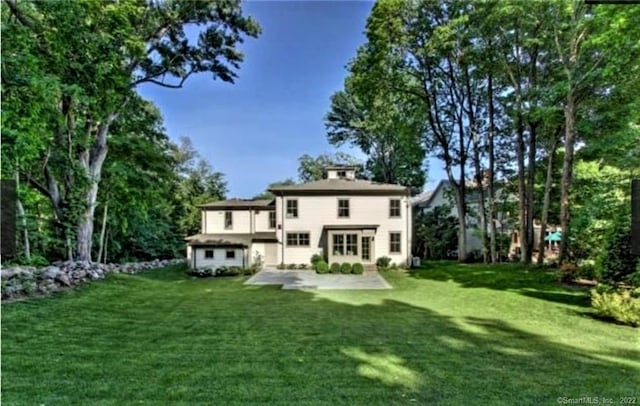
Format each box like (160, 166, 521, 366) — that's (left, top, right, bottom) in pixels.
(275, 194, 411, 266)
(192, 247, 245, 269)
(254, 210, 275, 232)
(204, 210, 251, 234)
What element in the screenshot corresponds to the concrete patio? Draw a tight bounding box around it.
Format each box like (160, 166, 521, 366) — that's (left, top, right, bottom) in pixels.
(245, 268, 392, 290)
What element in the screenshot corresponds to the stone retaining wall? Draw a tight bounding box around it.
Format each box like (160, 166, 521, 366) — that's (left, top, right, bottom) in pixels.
(1, 259, 185, 301)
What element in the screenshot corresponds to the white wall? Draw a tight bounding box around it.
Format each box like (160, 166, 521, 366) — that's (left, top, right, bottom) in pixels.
(191, 247, 245, 269)
(275, 194, 411, 266)
(202, 209, 276, 234)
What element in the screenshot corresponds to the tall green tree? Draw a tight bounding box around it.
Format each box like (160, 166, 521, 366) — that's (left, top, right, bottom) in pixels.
(2, 0, 260, 261)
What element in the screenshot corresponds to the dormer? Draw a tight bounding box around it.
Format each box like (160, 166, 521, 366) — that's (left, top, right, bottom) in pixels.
(326, 165, 357, 180)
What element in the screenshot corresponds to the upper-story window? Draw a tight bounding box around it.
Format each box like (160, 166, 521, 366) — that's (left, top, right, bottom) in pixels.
(286, 199, 298, 218)
(224, 211, 233, 229)
(269, 211, 276, 228)
(390, 199, 401, 218)
(337, 170, 346, 178)
(338, 199, 350, 218)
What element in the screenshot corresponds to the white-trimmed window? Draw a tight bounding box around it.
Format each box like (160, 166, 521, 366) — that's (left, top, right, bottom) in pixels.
(338, 199, 350, 218)
(226, 250, 236, 259)
(332, 233, 358, 256)
(286, 200, 298, 218)
(390, 199, 401, 218)
(269, 211, 276, 228)
(286, 232, 310, 247)
(205, 249, 214, 259)
(389, 232, 401, 254)
(224, 211, 233, 229)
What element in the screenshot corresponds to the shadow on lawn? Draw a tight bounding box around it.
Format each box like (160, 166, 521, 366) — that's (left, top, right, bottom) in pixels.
(1, 265, 638, 405)
(411, 261, 591, 307)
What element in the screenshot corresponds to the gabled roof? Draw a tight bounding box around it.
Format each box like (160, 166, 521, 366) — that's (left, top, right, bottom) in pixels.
(411, 180, 449, 208)
(199, 199, 275, 210)
(185, 232, 277, 246)
(268, 178, 408, 195)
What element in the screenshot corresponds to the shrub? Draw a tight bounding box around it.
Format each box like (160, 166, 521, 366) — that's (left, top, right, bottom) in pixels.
(214, 266, 229, 276)
(340, 263, 352, 274)
(601, 218, 639, 285)
(298, 264, 308, 270)
(315, 261, 329, 274)
(591, 288, 640, 327)
(189, 267, 214, 278)
(316, 261, 329, 274)
(352, 263, 364, 274)
(286, 263, 297, 270)
(376, 256, 391, 271)
(330, 262, 341, 274)
(465, 249, 484, 263)
(577, 263, 598, 280)
(276, 263, 285, 270)
(559, 262, 579, 283)
(228, 266, 242, 276)
(310, 254, 324, 269)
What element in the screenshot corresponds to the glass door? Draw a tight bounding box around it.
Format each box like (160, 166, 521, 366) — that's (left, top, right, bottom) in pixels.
(362, 237, 370, 261)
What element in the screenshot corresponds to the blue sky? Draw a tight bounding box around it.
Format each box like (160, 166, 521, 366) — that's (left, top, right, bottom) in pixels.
(138, 1, 443, 198)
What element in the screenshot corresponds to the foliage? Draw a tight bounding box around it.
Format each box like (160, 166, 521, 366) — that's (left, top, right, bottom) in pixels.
(340, 263, 352, 274)
(351, 263, 364, 275)
(330, 263, 341, 274)
(310, 254, 325, 269)
(600, 217, 639, 285)
(591, 288, 640, 327)
(376, 256, 391, 271)
(315, 261, 329, 274)
(276, 263, 286, 270)
(298, 153, 364, 182)
(415, 205, 459, 260)
(286, 264, 297, 270)
(298, 264, 308, 270)
(559, 262, 579, 284)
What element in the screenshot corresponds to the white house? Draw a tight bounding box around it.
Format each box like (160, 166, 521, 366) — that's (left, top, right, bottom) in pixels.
(186, 166, 413, 269)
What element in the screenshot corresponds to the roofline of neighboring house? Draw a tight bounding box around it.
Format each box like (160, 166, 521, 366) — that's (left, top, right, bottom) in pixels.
(412, 179, 449, 208)
(198, 199, 275, 210)
(268, 189, 409, 197)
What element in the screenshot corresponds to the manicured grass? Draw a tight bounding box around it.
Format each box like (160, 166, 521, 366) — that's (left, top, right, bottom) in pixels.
(2, 262, 638, 404)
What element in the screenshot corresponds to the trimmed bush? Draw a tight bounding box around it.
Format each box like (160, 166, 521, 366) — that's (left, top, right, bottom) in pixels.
(316, 261, 329, 274)
(310, 254, 324, 269)
(376, 256, 391, 271)
(298, 264, 308, 270)
(276, 263, 285, 270)
(340, 263, 352, 274)
(330, 263, 341, 274)
(352, 263, 364, 274)
(286, 263, 297, 270)
(591, 288, 640, 327)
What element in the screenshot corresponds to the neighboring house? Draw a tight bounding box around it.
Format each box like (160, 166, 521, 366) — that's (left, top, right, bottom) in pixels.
(186, 166, 413, 268)
(411, 180, 514, 254)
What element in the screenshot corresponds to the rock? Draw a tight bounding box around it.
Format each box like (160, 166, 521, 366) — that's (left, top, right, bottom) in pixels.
(43, 266, 61, 280)
(55, 273, 71, 287)
(1, 268, 17, 280)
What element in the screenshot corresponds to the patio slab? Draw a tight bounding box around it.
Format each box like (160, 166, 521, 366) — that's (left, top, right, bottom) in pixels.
(245, 268, 391, 290)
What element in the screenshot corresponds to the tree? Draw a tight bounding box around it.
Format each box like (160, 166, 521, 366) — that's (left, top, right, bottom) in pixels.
(297, 152, 364, 182)
(415, 205, 458, 260)
(2, 0, 260, 261)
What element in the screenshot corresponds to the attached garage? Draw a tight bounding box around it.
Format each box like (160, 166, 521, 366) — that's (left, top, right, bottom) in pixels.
(185, 232, 278, 269)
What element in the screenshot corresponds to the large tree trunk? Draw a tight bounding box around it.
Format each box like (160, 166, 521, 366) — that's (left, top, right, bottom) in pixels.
(75, 115, 117, 262)
(97, 202, 108, 263)
(525, 122, 537, 263)
(515, 106, 529, 264)
(16, 199, 31, 261)
(487, 72, 498, 263)
(559, 93, 576, 263)
(537, 135, 559, 265)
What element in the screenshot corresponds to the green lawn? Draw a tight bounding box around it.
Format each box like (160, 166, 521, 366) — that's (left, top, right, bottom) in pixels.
(2, 262, 638, 405)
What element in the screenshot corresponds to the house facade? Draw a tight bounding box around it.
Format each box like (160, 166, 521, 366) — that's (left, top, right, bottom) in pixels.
(186, 166, 412, 269)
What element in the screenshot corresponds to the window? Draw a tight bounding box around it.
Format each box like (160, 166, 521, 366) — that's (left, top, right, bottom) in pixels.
(286, 232, 310, 247)
(286, 199, 298, 218)
(224, 211, 233, 229)
(269, 211, 276, 228)
(332, 234, 344, 255)
(337, 170, 346, 178)
(346, 234, 358, 256)
(338, 199, 350, 218)
(333, 233, 358, 256)
(205, 249, 214, 259)
(389, 232, 401, 254)
(226, 250, 235, 259)
(389, 199, 401, 218)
